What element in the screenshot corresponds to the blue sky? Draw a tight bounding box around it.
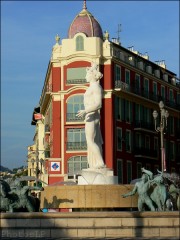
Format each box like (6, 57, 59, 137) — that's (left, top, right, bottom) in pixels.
(1, 0, 179, 170)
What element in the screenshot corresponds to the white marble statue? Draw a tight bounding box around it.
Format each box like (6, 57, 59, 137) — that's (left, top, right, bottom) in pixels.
(76, 62, 105, 169)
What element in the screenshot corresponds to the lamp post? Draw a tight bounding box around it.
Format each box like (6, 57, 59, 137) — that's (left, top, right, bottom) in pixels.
(31, 158, 44, 186)
(153, 101, 169, 172)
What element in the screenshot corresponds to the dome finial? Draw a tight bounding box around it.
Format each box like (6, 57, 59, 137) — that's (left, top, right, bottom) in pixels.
(55, 34, 60, 44)
(83, 0, 87, 10)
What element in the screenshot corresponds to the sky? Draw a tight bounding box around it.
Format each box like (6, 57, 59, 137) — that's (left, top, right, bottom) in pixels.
(1, 0, 179, 170)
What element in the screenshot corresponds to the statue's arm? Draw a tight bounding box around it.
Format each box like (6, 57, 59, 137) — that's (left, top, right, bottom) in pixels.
(169, 186, 180, 194)
(8, 189, 16, 194)
(141, 168, 153, 180)
(29, 186, 44, 191)
(122, 185, 137, 198)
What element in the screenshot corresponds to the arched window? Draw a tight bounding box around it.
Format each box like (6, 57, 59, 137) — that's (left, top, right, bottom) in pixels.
(67, 95, 84, 121)
(76, 36, 84, 51)
(68, 156, 88, 176)
(67, 128, 86, 150)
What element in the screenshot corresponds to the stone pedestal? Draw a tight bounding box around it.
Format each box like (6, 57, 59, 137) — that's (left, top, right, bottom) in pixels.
(1, 212, 179, 239)
(78, 168, 118, 185)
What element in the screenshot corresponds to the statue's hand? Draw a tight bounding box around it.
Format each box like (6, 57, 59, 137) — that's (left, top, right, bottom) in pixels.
(76, 110, 86, 118)
(122, 194, 127, 198)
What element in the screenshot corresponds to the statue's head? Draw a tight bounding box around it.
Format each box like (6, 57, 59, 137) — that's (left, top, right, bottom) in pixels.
(86, 62, 103, 82)
(142, 173, 149, 182)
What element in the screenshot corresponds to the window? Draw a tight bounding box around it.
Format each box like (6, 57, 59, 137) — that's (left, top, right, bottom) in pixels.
(117, 98, 125, 121)
(177, 93, 180, 104)
(145, 135, 150, 149)
(125, 69, 130, 86)
(177, 143, 180, 161)
(117, 159, 123, 183)
(161, 86, 165, 100)
(170, 141, 175, 160)
(135, 74, 140, 93)
(154, 137, 158, 158)
(125, 130, 131, 152)
(127, 161, 132, 183)
(67, 67, 86, 84)
(115, 65, 121, 81)
(169, 116, 174, 135)
(117, 128, 122, 151)
(76, 36, 84, 51)
(125, 100, 132, 122)
(67, 95, 84, 121)
(169, 89, 174, 102)
(153, 82, 158, 101)
(137, 162, 142, 178)
(144, 78, 149, 96)
(68, 156, 88, 176)
(135, 104, 140, 122)
(146, 164, 151, 170)
(153, 82, 157, 94)
(67, 128, 86, 150)
(135, 133, 141, 148)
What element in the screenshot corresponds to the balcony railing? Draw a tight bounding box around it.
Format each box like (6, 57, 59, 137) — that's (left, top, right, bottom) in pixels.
(114, 80, 180, 111)
(112, 49, 180, 87)
(67, 79, 87, 84)
(134, 121, 154, 131)
(67, 113, 85, 122)
(66, 142, 87, 151)
(134, 147, 158, 158)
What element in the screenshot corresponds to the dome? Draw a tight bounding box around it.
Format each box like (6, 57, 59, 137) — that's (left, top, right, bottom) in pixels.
(68, 1, 103, 39)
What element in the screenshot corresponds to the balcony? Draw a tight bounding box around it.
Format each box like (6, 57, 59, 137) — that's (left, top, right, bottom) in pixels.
(67, 113, 84, 122)
(134, 121, 154, 132)
(114, 80, 180, 111)
(66, 142, 87, 151)
(112, 49, 180, 87)
(114, 80, 129, 91)
(134, 147, 158, 158)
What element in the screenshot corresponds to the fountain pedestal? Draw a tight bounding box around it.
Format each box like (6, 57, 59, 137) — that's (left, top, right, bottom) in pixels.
(78, 168, 118, 185)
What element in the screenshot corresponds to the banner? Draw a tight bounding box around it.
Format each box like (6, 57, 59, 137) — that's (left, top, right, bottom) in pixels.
(34, 113, 42, 120)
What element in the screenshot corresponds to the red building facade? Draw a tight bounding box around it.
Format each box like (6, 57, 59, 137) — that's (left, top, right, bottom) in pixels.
(30, 2, 180, 185)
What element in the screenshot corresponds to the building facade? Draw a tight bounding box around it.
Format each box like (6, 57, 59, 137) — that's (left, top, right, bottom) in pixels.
(28, 2, 180, 185)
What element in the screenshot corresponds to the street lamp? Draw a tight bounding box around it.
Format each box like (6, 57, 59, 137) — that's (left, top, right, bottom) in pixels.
(31, 158, 44, 186)
(153, 101, 169, 172)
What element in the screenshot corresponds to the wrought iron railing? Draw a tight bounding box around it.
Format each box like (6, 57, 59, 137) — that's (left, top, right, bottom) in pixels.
(133, 146, 158, 158)
(67, 79, 87, 84)
(114, 80, 180, 111)
(134, 121, 154, 131)
(66, 113, 85, 122)
(66, 142, 87, 151)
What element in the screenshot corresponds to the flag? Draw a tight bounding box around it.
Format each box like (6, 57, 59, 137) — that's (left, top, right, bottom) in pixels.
(50, 162, 60, 172)
(34, 113, 42, 120)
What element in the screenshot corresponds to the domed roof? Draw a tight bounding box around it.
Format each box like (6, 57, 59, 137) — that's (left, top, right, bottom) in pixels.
(68, 1, 103, 39)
